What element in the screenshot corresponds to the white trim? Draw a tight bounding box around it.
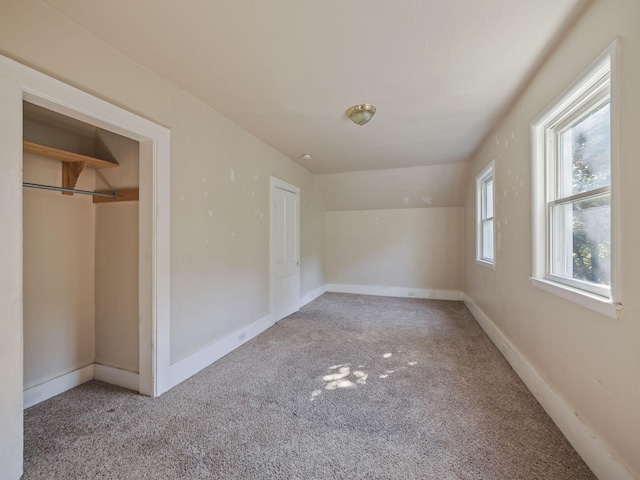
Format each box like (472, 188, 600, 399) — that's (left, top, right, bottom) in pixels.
(531, 278, 620, 320)
(326, 283, 463, 301)
(299, 285, 327, 308)
(476, 159, 495, 265)
(476, 259, 496, 270)
(608, 38, 621, 305)
(0, 74, 25, 480)
(0, 55, 172, 400)
(531, 39, 620, 308)
(463, 295, 634, 480)
(23, 365, 94, 409)
(94, 365, 140, 392)
(166, 313, 275, 390)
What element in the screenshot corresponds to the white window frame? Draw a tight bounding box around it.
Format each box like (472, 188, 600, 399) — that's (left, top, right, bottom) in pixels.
(476, 160, 495, 268)
(531, 40, 621, 320)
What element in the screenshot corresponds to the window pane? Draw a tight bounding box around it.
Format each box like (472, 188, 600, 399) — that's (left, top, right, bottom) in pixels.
(482, 219, 494, 260)
(559, 101, 610, 197)
(550, 194, 610, 286)
(485, 179, 493, 219)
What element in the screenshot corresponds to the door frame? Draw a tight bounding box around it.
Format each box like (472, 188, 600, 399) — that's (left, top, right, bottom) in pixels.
(270, 176, 301, 321)
(0, 55, 171, 478)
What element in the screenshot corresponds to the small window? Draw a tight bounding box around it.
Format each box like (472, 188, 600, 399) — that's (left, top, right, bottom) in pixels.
(532, 42, 618, 310)
(476, 161, 495, 266)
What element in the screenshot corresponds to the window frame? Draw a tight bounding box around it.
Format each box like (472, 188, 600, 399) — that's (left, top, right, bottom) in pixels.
(531, 40, 621, 320)
(476, 160, 495, 268)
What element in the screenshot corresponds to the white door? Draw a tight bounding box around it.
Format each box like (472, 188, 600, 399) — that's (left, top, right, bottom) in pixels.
(270, 177, 300, 321)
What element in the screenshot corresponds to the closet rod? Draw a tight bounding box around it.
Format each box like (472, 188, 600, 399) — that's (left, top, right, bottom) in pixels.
(23, 182, 117, 199)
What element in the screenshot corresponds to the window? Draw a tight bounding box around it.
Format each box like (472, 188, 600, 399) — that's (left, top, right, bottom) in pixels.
(476, 160, 495, 266)
(532, 42, 619, 317)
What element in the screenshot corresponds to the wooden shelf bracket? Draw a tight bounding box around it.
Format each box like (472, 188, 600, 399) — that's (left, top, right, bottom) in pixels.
(62, 161, 86, 195)
(23, 141, 139, 202)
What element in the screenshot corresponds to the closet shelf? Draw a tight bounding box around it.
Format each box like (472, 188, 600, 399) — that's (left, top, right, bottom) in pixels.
(23, 141, 119, 169)
(23, 141, 138, 201)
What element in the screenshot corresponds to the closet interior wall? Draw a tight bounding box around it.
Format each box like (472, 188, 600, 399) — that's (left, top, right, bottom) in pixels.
(22, 102, 140, 396)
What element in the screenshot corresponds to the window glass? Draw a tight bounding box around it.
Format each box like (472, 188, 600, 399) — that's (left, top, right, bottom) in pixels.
(558, 101, 611, 197)
(550, 194, 611, 285)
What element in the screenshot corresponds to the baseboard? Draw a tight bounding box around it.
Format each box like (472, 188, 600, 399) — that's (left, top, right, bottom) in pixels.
(299, 284, 327, 308)
(463, 295, 634, 480)
(166, 287, 327, 391)
(325, 283, 463, 301)
(23, 364, 94, 409)
(94, 364, 139, 392)
(167, 312, 275, 390)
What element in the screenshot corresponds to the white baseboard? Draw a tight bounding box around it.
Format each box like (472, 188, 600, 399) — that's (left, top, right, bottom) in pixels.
(167, 312, 275, 390)
(23, 364, 94, 409)
(326, 283, 463, 301)
(300, 284, 327, 308)
(94, 364, 139, 392)
(463, 295, 634, 480)
(167, 286, 327, 391)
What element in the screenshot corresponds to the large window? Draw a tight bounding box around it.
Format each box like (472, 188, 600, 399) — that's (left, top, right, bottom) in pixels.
(532, 43, 618, 316)
(476, 161, 495, 266)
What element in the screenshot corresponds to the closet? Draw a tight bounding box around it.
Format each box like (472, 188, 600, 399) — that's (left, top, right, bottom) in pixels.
(22, 101, 141, 406)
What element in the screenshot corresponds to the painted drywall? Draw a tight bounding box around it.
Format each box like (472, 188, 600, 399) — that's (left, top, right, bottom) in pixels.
(168, 95, 325, 362)
(22, 153, 96, 389)
(0, 0, 324, 386)
(94, 203, 139, 372)
(317, 163, 468, 212)
(464, 0, 640, 476)
(94, 130, 140, 373)
(326, 208, 464, 292)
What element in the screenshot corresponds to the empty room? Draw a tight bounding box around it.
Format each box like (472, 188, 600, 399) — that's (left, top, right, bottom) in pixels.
(0, 0, 639, 479)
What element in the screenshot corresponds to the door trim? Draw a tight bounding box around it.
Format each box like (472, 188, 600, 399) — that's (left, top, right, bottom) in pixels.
(0, 54, 172, 477)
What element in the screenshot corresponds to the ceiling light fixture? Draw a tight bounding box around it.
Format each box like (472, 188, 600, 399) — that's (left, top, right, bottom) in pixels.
(346, 104, 377, 126)
(301, 154, 312, 161)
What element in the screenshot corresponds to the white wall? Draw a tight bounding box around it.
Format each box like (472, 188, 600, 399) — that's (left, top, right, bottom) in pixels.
(464, 0, 640, 477)
(326, 208, 464, 294)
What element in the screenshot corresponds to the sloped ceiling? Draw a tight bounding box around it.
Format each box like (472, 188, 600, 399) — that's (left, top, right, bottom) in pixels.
(42, 0, 584, 175)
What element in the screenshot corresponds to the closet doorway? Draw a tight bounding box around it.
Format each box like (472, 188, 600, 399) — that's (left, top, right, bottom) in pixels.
(22, 103, 142, 407)
(0, 55, 170, 476)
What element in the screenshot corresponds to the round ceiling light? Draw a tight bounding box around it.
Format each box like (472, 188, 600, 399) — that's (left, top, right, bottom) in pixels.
(346, 104, 377, 126)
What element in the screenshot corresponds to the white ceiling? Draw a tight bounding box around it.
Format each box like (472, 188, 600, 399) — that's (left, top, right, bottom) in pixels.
(43, 0, 583, 174)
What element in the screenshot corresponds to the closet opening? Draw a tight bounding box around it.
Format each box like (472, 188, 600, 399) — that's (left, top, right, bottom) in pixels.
(22, 101, 142, 407)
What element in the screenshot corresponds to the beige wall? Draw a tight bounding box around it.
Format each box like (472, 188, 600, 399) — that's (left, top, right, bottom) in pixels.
(22, 154, 96, 388)
(0, 0, 325, 367)
(94, 130, 140, 373)
(326, 208, 464, 292)
(168, 95, 325, 361)
(464, 0, 640, 476)
(317, 163, 468, 212)
(94, 203, 139, 372)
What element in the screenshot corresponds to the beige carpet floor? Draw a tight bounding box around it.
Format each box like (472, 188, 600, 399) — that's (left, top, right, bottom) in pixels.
(23, 293, 596, 479)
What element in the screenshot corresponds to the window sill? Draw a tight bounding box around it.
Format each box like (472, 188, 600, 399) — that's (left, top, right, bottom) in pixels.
(530, 277, 621, 320)
(476, 259, 496, 270)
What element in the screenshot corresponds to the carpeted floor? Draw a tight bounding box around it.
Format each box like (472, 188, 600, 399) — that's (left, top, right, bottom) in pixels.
(23, 293, 596, 479)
